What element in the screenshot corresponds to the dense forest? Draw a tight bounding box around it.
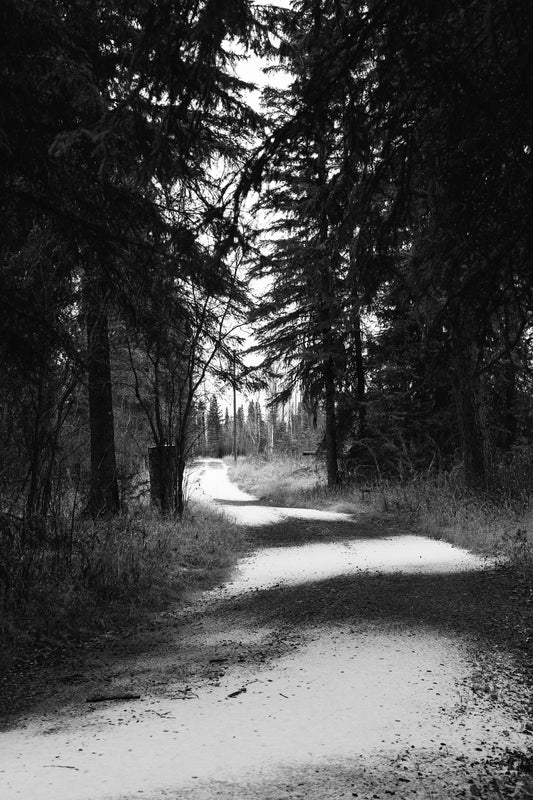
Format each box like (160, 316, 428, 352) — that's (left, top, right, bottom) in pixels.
(1, 1, 533, 638)
(251, 0, 533, 491)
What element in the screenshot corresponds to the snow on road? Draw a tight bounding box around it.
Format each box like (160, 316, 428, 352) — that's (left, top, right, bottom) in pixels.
(190, 458, 496, 596)
(0, 458, 527, 800)
(0, 623, 522, 800)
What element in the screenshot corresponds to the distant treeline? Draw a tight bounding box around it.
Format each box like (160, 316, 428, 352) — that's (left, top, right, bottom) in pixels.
(192, 396, 323, 458)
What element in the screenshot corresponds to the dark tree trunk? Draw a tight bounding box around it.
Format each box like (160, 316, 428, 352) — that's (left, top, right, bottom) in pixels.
(176, 450, 186, 518)
(26, 362, 49, 525)
(314, 124, 340, 486)
(349, 233, 366, 439)
(148, 445, 176, 514)
(324, 356, 339, 486)
(453, 344, 491, 489)
(87, 296, 120, 518)
(353, 315, 366, 437)
(503, 358, 517, 450)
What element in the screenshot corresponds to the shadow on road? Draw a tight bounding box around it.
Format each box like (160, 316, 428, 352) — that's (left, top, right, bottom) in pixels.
(3, 512, 531, 728)
(239, 514, 399, 546)
(215, 499, 263, 507)
(223, 564, 516, 643)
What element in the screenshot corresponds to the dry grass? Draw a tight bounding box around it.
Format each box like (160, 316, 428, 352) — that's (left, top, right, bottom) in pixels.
(226, 454, 346, 507)
(227, 454, 371, 516)
(227, 454, 533, 563)
(376, 475, 533, 562)
(0, 502, 244, 670)
(225, 454, 323, 503)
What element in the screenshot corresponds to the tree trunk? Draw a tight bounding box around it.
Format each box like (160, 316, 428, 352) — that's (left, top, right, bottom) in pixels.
(453, 344, 491, 489)
(315, 132, 340, 486)
(324, 356, 339, 486)
(176, 449, 186, 518)
(353, 315, 366, 437)
(86, 295, 120, 518)
(26, 362, 49, 526)
(148, 445, 176, 514)
(349, 237, 366, 439)
(503, 358, 517, 450)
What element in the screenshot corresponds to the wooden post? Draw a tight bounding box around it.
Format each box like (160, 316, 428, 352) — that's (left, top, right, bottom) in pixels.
(148, 445, 177, 513)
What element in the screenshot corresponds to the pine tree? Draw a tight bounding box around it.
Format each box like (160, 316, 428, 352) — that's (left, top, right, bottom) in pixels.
(251, 0, 355, 484)
(223, 408, 232, 456)
(1, 0, 272, 516)
(207, 395, 223, 457)
(252, 0, 533, 488)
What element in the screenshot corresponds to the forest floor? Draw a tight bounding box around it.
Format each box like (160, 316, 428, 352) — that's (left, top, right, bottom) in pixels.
(2, 459, 533, 799)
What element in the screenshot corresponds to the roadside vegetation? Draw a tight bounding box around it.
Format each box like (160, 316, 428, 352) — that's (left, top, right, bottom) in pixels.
(227, 454, 533, 565)
(0, 3, 261, 680)
(0, 502, 244, 675)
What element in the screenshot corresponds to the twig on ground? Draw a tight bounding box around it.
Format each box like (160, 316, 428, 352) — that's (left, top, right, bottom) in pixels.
(85, 692, 141, 703)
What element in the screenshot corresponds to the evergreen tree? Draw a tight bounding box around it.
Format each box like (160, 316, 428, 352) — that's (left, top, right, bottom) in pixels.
(223, 408, 232, 456)
(251, 0, 533, 488)
(236, 405, 246, 455)
(359, 0, 533, 486)
(250, 1, 354, 484)
(1, 0, 271, 517)
(207, 395, 223, 457)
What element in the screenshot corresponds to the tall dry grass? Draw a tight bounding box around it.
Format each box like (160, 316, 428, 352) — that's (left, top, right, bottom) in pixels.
(227, 454, 372, 515)
(0, 502, 243, 671)
(226, 454, 327, 504)
(227, 454, 533, 563)
(375, 473, 533, 560)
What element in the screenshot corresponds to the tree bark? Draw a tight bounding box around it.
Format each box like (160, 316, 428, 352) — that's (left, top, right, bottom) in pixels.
(353, 313, 366, 438)
(453, 343, 491, 489)
(26, 362, 49, 526)
(503, 358, 517, 450)
(324, 355, 339, 486)
(176, 449, 186, 518)
(348, 245, 366, 438)
(86, 294, 120, 518)
(148, 445, 176, 514)
(316, 132, 339, 487)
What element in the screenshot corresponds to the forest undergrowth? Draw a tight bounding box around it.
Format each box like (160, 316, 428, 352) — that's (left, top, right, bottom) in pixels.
(227, 455, 533, 568)
(0, 502, 244, 676)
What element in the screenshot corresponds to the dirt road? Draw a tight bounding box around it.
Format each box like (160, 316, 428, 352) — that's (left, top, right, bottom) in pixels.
(1, 459, 532, 799)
